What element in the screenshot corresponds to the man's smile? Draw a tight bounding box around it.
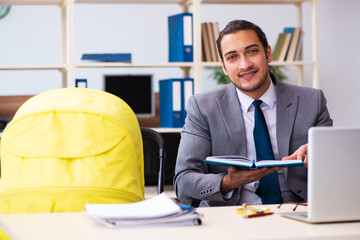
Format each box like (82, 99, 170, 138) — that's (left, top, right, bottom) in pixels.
(239, 70, 257, 80)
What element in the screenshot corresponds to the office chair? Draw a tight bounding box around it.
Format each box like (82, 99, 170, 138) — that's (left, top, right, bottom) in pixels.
(141, 127, 166, 195)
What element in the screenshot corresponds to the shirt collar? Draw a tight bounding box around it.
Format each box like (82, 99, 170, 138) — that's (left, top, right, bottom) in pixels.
(236, 79, 276, 113)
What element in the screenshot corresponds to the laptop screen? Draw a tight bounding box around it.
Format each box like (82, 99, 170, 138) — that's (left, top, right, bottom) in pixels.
(307, 126, 360, 222)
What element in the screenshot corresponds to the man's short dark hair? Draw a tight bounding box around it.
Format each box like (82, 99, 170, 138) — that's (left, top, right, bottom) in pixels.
(216, 20, 269, 62)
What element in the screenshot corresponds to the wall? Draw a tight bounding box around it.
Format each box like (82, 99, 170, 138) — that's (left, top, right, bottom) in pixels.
(0, 0, 359, 126)
(317, 0, 360, 126)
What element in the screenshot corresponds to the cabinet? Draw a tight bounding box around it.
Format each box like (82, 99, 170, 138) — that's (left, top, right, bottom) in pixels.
(0, 0, 318, 94)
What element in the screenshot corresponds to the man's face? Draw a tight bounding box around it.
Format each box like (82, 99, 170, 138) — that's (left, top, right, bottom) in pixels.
(220, 30, 273, 99)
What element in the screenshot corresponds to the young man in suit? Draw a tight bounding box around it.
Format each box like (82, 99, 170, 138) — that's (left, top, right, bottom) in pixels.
(173, 20, 333, 206)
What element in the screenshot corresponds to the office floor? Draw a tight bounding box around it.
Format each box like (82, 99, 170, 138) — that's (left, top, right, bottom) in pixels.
(145, 185, 176, 199)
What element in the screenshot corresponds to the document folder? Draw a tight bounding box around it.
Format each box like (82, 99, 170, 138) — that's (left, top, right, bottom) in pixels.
(81, 53, 131, 62)
(159, 79, 183, 128)
(168, 13, 193, 62)
(75, 79, 87, 88)
(182, 78, 194, 124)
(159, 78, 193, 128)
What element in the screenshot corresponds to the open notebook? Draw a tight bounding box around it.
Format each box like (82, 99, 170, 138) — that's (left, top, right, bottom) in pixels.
(280, 127, 360, 223)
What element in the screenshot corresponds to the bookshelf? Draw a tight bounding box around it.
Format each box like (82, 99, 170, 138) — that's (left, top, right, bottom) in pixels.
(0, 0, 318, 94)
(194, 0, 318, 90)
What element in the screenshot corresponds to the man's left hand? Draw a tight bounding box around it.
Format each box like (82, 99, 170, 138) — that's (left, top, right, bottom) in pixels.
(282, 144, 308, 168)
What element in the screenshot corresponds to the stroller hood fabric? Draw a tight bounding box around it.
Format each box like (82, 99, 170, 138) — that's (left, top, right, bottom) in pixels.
(0, 88, 145, 214)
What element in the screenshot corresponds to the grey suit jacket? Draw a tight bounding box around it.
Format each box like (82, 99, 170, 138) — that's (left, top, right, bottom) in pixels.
(173, 73, 333, 206)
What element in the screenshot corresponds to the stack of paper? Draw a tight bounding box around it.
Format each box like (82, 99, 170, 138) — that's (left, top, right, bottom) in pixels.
(84, 193, 202, 228)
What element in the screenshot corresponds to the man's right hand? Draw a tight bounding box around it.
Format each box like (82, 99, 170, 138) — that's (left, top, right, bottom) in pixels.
(220, 166, 282, 194)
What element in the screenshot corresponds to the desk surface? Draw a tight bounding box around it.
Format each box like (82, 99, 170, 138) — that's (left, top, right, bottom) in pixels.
(0, 204, 359, 240)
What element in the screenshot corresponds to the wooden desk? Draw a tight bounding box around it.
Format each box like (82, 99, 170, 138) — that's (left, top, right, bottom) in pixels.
(0, 204, 359, 240)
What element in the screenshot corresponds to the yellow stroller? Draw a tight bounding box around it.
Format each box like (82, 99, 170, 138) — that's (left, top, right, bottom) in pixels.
(0, 88, 144, 214)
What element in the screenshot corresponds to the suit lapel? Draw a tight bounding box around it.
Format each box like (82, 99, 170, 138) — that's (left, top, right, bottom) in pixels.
(215, 77, 298, 158)
(275, 78, 298, 158)
(217, 84, 247, 156)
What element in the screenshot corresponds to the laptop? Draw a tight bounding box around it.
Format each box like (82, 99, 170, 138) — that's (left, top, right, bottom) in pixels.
(280, 126, 360, 223)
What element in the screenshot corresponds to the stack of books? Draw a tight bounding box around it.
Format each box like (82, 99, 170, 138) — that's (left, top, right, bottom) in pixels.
(272, 27, 303, 62)
(85, 193, 202, 228)
(201, 22, 220, 62)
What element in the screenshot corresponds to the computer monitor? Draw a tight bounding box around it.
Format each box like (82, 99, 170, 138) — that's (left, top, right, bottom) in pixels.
(104, 74, 154, 118)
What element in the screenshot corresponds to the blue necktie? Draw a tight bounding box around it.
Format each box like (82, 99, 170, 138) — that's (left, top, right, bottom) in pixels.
(252, 100, 283, 204)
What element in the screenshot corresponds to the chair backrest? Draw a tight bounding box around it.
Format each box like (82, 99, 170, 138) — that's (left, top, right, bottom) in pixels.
(140, 127, 165, 195)
(0, 88, 145, 214)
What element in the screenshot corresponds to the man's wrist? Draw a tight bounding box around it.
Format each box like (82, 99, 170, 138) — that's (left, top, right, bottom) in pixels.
(220, 174, 234, 195)
(223, 189, 234, 200)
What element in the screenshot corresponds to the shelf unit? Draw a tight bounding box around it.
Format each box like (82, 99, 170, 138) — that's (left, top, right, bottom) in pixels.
(195, 0, 318, 90)
(0, 0, 318, 94)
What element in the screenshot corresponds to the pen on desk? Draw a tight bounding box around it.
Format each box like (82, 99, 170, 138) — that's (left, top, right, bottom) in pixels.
(244, 212, 274, 218)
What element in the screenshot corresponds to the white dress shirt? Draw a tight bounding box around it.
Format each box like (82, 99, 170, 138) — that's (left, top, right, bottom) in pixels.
(224, 80, 291, 204)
